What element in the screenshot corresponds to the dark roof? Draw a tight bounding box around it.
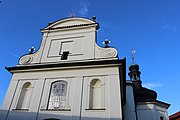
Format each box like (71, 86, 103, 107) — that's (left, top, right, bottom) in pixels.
(169, 111, 180, 120)
(41, 17, 99, 31)
(134, 86, 157, 102)
(6, 59, 124, 73)
(43, 23, 99, 31)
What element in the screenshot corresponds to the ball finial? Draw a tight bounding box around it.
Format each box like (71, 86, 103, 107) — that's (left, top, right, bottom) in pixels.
(92, 16, 96, 21)
(29, 47, 35, 54)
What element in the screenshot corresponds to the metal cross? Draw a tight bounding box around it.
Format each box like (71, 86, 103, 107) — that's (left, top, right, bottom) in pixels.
(131, 50, 136, 63)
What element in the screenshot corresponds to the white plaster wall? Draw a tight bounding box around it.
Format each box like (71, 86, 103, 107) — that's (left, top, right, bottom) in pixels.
(2, 65, 123, 120)
(0, 79, 19, 120)
(81, 75, 122, 120)
(2, 78, 45, 120)
(136, 102, 169, 120)
(40, 28, 96, 63)
(124, 81, 136, 120)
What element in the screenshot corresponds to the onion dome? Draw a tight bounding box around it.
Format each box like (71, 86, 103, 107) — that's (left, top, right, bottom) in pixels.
(128, 63, 141, 81)
(128, 50, 141, 81)
(128, 50, 157, 102)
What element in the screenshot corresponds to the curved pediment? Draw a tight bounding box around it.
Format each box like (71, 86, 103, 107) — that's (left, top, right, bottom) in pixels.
(18, 16, 117, 65)
(42, 17, 97, 31)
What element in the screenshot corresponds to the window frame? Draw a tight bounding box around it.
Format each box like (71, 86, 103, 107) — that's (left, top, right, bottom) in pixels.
(47, 80, 70, 111)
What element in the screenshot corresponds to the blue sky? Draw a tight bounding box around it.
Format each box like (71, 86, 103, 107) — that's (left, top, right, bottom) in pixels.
(0, 0, 179, 115)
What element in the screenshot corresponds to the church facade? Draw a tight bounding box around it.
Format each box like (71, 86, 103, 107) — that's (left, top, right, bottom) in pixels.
(0, 16, 170, 120)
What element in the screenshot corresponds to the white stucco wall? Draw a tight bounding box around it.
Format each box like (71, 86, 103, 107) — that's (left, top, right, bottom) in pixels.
(124, 81, 136, 120)
(1, 65, 123, 120)
(136, 102, 169, 120)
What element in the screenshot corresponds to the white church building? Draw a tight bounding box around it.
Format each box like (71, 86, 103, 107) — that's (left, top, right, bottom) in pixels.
(0, 16, 170, 120)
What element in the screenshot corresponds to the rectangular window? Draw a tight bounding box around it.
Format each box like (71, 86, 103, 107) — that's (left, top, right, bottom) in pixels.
(61, 51, 69, 60)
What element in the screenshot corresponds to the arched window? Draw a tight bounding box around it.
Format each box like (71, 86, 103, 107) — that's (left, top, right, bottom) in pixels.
(48, 81, 68, 110)
(89, 79, 102, 109)
(16, 82, 32, 109)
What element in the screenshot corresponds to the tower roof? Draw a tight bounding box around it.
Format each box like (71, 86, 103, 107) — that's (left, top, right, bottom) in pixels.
(128, 50, 157, 103)
(134, 86, 157, 102)
(129, 63, 139, 72)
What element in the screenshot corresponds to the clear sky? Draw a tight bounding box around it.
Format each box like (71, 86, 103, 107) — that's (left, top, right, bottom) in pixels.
(0, 0, 179, 115)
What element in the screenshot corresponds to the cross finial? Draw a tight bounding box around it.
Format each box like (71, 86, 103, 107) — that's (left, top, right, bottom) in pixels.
(29, 47, 35, 54)
(71, 10, 75, 17)
(103, 39, 111, 48)
(131, 50, 136, 63)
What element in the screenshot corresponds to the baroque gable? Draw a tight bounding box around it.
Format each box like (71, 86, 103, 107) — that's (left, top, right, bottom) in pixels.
(19, 17, 118, 65)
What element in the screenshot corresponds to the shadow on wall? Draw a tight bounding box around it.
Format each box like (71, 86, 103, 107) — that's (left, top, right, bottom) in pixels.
(136, 103, 169, 120)
(0, 109, 122, 120)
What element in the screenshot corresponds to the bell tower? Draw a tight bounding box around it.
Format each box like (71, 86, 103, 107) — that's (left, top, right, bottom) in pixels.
(127, 50, 170, 120)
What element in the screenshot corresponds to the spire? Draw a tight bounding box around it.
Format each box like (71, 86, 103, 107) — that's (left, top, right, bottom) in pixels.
(128, 50, 141, 81)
